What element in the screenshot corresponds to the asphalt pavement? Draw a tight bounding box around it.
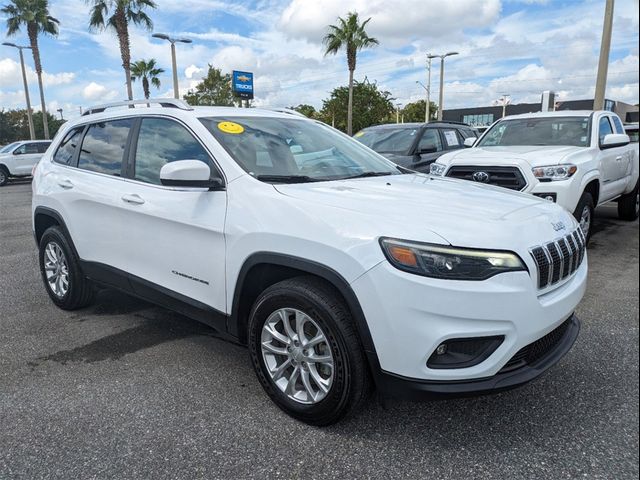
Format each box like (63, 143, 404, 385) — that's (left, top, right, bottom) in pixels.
(1, 180, 638, 479)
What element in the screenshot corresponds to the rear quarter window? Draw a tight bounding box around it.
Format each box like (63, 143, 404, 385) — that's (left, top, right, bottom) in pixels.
(53, 128, 84, 165)
(77, 119, 134, 176)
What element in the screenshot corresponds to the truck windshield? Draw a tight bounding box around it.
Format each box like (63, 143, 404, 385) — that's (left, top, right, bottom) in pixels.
(201, 116, 401, 182)
(477, 117, 591, 148)
(354, 127, 419, 154)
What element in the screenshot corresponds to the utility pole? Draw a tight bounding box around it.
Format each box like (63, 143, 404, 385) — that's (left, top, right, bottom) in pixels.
(396, 103, 402, 123)
(430, 52, 459, 121)
(501, 94, 510, 118)
(426, 55, 432, 123)
(594, 0, 615, 110)
(3, 43, 35, 140)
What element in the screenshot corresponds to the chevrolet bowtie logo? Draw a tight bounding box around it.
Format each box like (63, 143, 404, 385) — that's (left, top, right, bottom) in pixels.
(237, 75, 251, 82)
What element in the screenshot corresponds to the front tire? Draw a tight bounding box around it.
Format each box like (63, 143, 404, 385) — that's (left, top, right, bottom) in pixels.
(617, 180, 639, 221)
(39, 226, 95, 310)
(248, 276, 371, 426)
(573, 191, 595, 242)
(0, 166, 9, 187)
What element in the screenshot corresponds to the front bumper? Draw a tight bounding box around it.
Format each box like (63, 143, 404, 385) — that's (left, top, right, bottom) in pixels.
(375, 314, 580, 400)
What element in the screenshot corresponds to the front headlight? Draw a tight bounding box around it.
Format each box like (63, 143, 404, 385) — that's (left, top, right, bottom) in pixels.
(380, 238, 527, 280)
(532, 164, 577, 181)
(430, 163, 447, 176)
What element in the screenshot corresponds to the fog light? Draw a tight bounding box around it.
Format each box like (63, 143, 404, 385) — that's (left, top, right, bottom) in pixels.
(427, 336, 505, 369)
(533, 193, 557, 202)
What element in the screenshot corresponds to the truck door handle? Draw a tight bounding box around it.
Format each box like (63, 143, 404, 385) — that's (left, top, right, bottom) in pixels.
(58, 179, 74, 189)
(615, 156, 623, 161)
(121, 194, 145, 205)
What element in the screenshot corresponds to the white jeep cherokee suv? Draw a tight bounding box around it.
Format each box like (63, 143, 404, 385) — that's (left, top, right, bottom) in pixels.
(430, 111, 639, 240)
(0, 140, 52, 186)
(32, 99, 587, 425)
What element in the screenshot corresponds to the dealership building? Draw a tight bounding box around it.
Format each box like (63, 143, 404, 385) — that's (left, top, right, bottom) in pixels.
(443, 97, 639, 127)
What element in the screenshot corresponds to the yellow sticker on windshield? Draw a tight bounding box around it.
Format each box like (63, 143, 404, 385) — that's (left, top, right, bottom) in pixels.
(218, 121, 244, 134)
(354, 131, 364, 137)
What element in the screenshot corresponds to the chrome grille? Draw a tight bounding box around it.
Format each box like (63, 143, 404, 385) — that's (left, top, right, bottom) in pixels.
(530, 228, 586, 289)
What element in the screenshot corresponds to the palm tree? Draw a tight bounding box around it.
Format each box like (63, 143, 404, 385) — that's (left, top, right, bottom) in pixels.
(323, 12, 378, 136)
(2, 0, 59, 140)
(131, 58, 163, 99)
(87, 0, 157, 101)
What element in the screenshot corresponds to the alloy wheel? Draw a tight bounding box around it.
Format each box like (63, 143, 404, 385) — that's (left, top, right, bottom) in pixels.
(261, 308, 334, 405)
(579, 205, 591, 237)
(43, 242, 69, 298)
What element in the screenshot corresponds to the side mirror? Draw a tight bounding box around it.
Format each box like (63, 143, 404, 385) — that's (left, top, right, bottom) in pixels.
(419, 146, 438, 154)
(463, 137, 476, 148)
(600, 133, 630, 149)
(160, 160, 225, 190)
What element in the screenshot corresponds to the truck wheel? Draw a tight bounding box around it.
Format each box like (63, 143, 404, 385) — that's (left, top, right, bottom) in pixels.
(0, 166, 8, 187)
(573, 192, 594, 242)
(39, 226, 95, 310)
(617, 181, 639, 221)
(248, 276, 372, 426)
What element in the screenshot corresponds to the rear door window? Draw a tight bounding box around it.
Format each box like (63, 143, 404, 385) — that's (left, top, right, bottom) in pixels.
(53, 128, 84, 165)
(36, 142, 51, 153)
(77, 119, 134, 176)
(611, 116, 624, 134)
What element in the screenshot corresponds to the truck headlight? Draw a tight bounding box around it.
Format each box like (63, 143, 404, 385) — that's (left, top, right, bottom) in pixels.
(430, 163, 447, 176)
(532, 164, 577, 181)
(380, 238, 527, 280)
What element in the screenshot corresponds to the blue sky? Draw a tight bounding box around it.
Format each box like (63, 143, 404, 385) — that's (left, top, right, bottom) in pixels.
(1, 0, 638, 120)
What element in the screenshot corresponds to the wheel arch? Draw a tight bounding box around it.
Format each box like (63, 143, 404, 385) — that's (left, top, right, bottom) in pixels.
(33, 207, 78, 258)
(583, 178, 600, 206)
(230, 252, 381, 374)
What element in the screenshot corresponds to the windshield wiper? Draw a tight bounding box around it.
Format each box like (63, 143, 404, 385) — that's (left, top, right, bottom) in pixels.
(255, 174, 320, 184)
(341, 171, 394, 180)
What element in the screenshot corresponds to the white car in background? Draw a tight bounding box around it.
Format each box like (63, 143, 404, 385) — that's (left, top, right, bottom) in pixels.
(0, 140, 52, 186)
(430, 111, 639, 240)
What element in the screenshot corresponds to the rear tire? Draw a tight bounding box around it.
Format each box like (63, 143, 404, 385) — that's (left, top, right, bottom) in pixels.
(248, 276, 372, 426)
(617, 180, 639, 221)
(0, 166, 8, 187)
(39, 226, 95, 310)
(573, 192, 594, 242)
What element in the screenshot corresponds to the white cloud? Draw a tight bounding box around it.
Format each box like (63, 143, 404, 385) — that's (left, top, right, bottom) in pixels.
(0, 58, 75, 88)
(82, 82, 118, 102)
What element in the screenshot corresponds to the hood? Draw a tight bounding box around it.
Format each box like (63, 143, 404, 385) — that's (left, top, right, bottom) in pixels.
(273, 174, 577, 250)
(443, 145, 585, 168)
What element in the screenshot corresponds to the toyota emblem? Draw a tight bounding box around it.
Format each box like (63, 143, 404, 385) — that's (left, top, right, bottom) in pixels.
(472, 171, 490, 183)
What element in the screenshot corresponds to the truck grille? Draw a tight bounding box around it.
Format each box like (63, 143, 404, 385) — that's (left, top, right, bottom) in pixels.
(530, 228, 586, 289)
(446, 166, 527, 191)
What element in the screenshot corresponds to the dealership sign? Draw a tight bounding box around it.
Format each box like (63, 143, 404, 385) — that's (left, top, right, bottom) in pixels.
(232, 70, 254, 99)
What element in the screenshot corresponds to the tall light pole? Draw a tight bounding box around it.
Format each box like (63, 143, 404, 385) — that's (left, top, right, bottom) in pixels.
(396, 103, 402, 124)
(416, 81, 429, 123)
(594, 0, 615, 110)
(3, 42, 35, 140)
(500, 94, 510, 118)
(425, 54, 433, 122)
(57, 108, 64, 120)
(152, 33, 192, 99)
(430, 52, 459, 121)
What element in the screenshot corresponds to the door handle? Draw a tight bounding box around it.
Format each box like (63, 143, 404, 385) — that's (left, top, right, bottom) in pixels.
(615, 156, 623, 161)
(121, 194, 145, 205)
(58, 179, 74, 189)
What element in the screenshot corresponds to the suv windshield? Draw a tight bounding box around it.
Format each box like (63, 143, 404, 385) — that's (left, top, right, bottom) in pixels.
(201, 117, 401, 182)
(354, 127, 419, 154)
(0, 142, 20, 153)
(477, 116, 591, 147)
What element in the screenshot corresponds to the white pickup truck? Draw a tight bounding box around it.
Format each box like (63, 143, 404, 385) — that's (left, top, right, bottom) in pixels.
(430, 111, 639, 239)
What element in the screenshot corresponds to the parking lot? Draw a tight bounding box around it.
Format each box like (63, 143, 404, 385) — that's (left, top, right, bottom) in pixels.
(0, 180, 638, 479)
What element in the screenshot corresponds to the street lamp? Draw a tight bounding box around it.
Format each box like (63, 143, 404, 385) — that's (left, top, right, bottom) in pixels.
(57, 108, 64, 120)
(152, 33, 192, 99)
(2, 42, 35, 140)
(416, 80, 430, 123)
(429, 52, 459, 121)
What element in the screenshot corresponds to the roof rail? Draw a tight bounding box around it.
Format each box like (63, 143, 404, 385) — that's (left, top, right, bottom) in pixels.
(428, 120, 471, 126)
(82, 98, 193, 116)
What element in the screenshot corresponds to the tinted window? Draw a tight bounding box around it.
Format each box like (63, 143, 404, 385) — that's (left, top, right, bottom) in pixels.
(459, 129, 477, 139)
(77, 119, 133, 176)
(134, 118, 212, 185)
(478, 117, 590, 147)
(36, 142, 51, 153)
(599, 117, 613, 143)
(13, 144, 27, 154)
(625, 127, 639, 143)
(53, 128, 84, 165)
(611, 116, 624, 134)
(24, 143, 41, 154)
(418, 129, 442, 152)
(0, 142, 20, 153)
(354, 127, 419, 154)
